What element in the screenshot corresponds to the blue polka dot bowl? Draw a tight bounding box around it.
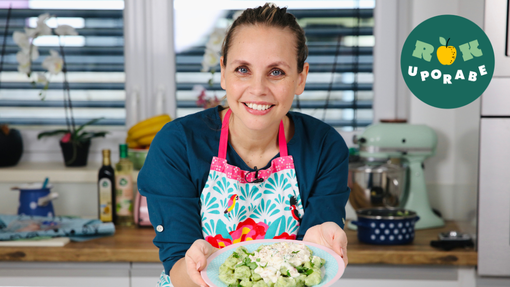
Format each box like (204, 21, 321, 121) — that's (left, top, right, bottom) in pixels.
(351, 208, 420, 245)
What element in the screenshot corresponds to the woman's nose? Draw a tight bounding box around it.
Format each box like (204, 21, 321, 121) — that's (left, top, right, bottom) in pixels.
(248, 74, 269, 96)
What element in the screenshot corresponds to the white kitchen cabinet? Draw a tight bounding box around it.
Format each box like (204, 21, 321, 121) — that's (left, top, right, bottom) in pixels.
(0, 262, 483, 287)
(131, 262, 165, 287)
(0, 262, 130, 287)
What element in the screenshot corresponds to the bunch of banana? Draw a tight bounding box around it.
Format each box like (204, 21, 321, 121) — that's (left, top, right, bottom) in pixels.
(126, 114, 171, 148)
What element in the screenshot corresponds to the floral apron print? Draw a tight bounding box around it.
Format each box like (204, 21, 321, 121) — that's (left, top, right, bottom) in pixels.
(157, 109, 304, 287)
(201, 109, 304, 248)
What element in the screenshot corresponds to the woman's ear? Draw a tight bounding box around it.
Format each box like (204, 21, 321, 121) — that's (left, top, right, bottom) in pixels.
(295, 62, 309, 95)
(220, 56, 226, 90)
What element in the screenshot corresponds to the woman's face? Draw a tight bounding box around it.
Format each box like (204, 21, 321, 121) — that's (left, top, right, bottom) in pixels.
(220, 25, 309, 132)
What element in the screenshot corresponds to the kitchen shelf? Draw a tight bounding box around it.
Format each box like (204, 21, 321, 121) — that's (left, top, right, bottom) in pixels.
(0, 162, 139, 183)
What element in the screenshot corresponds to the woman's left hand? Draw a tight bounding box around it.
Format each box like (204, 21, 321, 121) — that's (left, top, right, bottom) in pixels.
(303, 221, 348, 267)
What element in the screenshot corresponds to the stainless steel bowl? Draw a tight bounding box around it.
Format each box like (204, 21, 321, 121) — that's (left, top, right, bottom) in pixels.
(348, 161, 407, 210)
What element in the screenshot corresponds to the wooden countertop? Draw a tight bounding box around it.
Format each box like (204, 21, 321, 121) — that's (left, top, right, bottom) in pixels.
(0, 221, 477, 266)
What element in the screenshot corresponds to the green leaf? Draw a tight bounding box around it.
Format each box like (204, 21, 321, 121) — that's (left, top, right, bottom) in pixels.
(439, 37, 446, 46)
(37, 129, 69, 139)
(74, 117, 104, 136)
(292, 251, 300, 254)
(296, 266, 308, 273)
(232, 252, 239, 258)
(248, 262, 258, 270)
(305, 269, 314, 276)
(286, 270, 291, 277)
(242, 249, 254, 256)
(77, 131, 108, 141)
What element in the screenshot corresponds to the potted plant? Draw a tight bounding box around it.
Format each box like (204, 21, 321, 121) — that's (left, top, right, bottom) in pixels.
(5, 11, 108, 167)
(38, 118, 108, 167)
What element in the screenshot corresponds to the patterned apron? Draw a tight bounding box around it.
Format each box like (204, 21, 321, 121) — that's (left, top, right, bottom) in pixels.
(157, 109, 304, 286)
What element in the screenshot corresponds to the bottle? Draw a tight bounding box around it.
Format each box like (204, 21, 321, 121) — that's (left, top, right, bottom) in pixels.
(115, 143, 135, 226)
(98, 149, 116, 223)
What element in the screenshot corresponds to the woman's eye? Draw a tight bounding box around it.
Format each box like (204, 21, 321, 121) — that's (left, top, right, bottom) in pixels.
(236, 67, 248, 73)
(270, 69, 284, 76)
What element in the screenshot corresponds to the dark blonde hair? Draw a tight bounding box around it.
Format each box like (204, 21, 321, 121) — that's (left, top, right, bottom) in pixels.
(221, 3, 308, 73)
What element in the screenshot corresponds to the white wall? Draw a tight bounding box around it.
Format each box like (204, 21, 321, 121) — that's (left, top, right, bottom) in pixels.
(407, 0, 483, 227)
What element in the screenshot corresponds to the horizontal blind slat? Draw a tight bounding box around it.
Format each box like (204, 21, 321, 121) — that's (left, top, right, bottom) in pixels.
(0, 100, 125, 108)
(0, 82, 124, 90)
(0, 118, 124, 126)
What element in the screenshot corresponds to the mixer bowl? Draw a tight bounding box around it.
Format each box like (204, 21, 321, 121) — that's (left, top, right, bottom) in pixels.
(348, 161, 407, 210)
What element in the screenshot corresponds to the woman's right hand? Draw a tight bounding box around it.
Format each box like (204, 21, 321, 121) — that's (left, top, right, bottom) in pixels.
(185, 239, 218, 287)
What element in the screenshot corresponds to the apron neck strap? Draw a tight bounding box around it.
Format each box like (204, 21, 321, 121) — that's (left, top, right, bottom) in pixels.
(218, 109, 288, 159)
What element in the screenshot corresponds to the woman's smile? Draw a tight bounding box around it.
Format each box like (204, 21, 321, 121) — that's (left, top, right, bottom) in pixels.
(243, 101, 275, 115)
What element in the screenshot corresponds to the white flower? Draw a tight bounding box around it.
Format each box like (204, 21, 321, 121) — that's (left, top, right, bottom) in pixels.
(55, 25, 78, 36)
(37, 13, 51, 25)
(16, 51, 29, 65)
(13, 31, 30, 50)
(42, 50, 63, 75)
(201, 49, 220, 72)
(18, 63, 31, 74)
(16, 47, 39, 65)
(205, 28, 226, 52)
(24, 14, 52, 38)
(24, 25, 51, 38)
(37, 73, 48, 84)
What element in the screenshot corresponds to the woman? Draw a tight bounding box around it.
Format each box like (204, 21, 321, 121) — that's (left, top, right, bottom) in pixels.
(138, 3, 350, 287)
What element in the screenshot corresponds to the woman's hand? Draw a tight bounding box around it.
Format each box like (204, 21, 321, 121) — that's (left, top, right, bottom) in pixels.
(184, 239, 218, 287)
(303, 222, 348, 267)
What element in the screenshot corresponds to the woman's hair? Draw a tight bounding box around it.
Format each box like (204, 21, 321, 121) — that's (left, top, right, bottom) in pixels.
(221, 3, 308, 73)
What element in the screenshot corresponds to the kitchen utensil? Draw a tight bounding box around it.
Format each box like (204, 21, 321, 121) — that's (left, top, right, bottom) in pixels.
(430, 231, 474, 251)
(348, 161, 406, 210)
(12, 183, 58, 217)
(134, 192, 151, 226)
(201, 239, 345, 287)
(41, 177, 49, 189)
(354, 123, 444, 229)
(351, 207, 420, 245)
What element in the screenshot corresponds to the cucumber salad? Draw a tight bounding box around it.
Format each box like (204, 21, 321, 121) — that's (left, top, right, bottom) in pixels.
(218, 242, 325, 287)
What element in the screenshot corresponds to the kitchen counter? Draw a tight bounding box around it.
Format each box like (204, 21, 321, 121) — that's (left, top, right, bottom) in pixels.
(0, 221, 476, 266)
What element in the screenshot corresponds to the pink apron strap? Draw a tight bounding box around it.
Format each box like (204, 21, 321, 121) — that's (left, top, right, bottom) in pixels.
(218, 109, 232, 159)
(217, 109, 288, 159)
(278, 120, 288, 157)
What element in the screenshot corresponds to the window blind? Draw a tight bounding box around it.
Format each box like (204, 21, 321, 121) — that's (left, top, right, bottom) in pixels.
(175, 5, 374, 130)
(0, 6, 125, 126)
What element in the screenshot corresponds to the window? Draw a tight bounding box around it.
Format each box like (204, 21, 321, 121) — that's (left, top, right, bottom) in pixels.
(0, 0, 125, 126)
(173, 0, 374, 131)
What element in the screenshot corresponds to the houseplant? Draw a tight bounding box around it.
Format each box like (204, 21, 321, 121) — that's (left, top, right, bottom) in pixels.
(38, 118, 107, 167)
(10, 12, 108, 167)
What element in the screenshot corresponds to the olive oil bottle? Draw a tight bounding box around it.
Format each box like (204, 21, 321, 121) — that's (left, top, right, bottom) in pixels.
(98, 149, 116, 223)
(115, 143, 134, 226)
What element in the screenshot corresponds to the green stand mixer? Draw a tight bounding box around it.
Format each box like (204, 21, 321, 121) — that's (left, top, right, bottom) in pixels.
(353, 123, 445, 230)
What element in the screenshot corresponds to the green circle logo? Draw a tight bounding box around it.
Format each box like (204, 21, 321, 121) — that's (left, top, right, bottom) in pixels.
(401, 15, 494, 109)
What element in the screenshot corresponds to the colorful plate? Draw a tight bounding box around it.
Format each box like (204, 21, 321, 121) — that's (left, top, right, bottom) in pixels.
(201, 239, 345, 287)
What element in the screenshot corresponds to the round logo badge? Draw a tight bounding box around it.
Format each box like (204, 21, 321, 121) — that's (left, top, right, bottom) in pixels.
(400, 15, 494, 109)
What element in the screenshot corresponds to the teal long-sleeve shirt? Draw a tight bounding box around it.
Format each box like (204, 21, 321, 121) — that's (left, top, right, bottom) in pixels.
(137, 106, 350, 276)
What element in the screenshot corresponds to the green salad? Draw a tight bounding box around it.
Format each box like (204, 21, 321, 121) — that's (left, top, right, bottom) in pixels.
(218, 242, 325, 287)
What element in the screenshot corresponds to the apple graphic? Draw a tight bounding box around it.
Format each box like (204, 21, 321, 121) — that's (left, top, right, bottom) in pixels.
(437, 37, 456, 65)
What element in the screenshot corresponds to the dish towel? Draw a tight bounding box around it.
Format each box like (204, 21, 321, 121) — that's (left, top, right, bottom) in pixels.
(0, 214, 115, 242)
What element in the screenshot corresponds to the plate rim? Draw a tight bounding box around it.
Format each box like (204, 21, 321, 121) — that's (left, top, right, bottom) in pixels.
(200, 239, 345, 287)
